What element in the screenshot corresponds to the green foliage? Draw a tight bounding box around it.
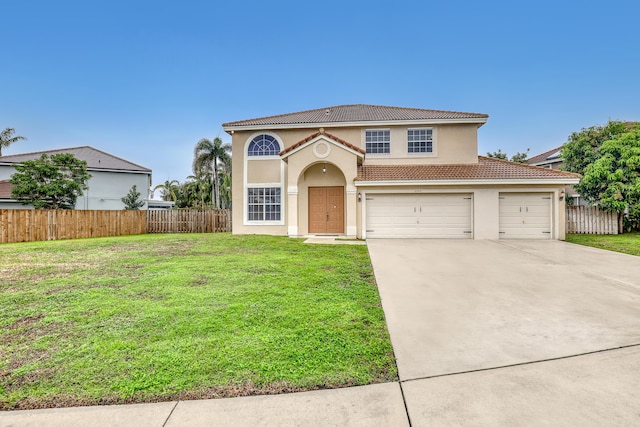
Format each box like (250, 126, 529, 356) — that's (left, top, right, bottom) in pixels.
(152, 179, 180, 202)
(486, 148, 530, 163)
(193, 137, 232, 209)
(0, 128, 27, 156)
(0, 234, 396, 409)
(577, 130, 640, 230)
(561, 121, 636, 175)
(121, 185, 145, 210)
(10, 153, 91, 209)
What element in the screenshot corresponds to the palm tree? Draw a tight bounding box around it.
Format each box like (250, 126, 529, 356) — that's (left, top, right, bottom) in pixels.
(152, 179, 180, 202)
(0, 128, 27, 156)
(193, 137, 231, 209)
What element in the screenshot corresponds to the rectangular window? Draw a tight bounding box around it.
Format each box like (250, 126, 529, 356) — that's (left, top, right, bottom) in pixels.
(247, 187, 281, 221)
(365, 130, 390, 154)
(407, 128, 433, 153)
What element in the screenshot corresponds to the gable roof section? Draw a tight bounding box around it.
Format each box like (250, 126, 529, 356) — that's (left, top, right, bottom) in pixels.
(356, 156, 581, 183)
(0, 146, 151, 172)
(279, 130, 366, 157)
(527, 145, 565, 165)
(223, 104, 488, 130)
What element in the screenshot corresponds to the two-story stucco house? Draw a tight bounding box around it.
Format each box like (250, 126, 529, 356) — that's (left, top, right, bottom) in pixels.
(0, 146, 152, 210)
(222, 104, 580, 240)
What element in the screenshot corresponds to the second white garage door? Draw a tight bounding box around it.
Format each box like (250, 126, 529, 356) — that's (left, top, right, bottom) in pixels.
(366, 193, 472, 238)
(499, 193, 552, 239)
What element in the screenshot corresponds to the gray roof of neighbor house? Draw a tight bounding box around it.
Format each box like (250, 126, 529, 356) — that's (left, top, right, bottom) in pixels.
(527, 146, 565, 165)
(0, 146, 151, 172)
(356, 156, 581, 182)
(223, 104, 489, 129)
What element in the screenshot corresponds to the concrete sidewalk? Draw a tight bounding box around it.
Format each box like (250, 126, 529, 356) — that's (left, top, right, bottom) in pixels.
(1, 383, 408, 427)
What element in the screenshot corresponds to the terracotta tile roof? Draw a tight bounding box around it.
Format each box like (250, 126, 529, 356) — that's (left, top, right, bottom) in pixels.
(0, 180, 12, 198)
(527, 145, 565, 165)
(224, 104, 488, 127)
(356, 156, 581, 182)
(0, 146, 151, 172)
(280, 130, 366, 156)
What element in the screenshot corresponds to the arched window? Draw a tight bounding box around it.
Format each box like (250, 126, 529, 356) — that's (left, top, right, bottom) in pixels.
(247, 134, 280, 156)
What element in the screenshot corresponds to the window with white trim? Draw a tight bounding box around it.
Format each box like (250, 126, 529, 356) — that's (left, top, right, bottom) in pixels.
(247, 187, 281, 221)
(407, 128, 433, 153)
(248, 134, 280, 156)
(365, 130, 390, 154)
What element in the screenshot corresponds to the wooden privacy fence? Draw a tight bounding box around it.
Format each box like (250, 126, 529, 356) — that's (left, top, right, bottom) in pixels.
(566, 205, 619, 235)
(0, 210, 146, 243)
(0, 209, 232, 244)
(146, 209, 231, 233)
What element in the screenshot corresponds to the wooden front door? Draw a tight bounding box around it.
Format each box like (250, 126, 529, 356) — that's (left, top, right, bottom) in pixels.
(308, 186, 344, 234)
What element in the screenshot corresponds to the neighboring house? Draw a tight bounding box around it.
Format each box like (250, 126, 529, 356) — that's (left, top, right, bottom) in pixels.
(527, 146, 564, 170)
(0, 146, 152, 210)
(527, 145, 586, 206)
(223, 104, 580, 240)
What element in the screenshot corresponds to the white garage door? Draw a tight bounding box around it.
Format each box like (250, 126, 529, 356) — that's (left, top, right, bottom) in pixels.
(366, 194, 472, 238)
(499, 193, 552, 239)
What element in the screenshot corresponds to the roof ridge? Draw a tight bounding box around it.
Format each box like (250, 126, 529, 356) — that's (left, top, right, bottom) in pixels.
(222, 104, 488, 127)
(0, 145, 92, 160)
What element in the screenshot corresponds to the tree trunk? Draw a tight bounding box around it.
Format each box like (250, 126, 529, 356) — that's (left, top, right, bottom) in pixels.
(213, 161, 220, 209)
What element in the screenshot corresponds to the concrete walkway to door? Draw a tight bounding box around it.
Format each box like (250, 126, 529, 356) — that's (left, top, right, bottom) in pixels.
(368, 239, 640, 425)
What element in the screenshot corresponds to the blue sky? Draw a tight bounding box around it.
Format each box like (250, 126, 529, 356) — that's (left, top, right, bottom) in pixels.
(2, 1, 639, 193)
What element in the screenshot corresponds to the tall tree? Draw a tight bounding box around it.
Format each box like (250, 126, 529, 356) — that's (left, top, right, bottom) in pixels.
(0, 128, 27, 156)
(152, 179, 180, 202)
(577, 130, 640, 231)
(561, 121, 636, 175)
(10, 153, 91, 209)
(193, 137, 231, 209)
(121, 185, 145, 210)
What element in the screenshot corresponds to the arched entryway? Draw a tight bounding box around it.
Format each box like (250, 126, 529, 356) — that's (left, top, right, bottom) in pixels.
(298, 163, 346, 235)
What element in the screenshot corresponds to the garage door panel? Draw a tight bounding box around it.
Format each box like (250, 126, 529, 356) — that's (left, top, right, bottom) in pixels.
(499, 193, 551, 239)
(367, 193, 472, 239)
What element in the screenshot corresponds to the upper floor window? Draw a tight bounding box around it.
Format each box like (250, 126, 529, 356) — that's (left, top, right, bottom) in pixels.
(407, 128, 433, 153)
(365, 130, 390, 154)
(248, 134, 280, 156)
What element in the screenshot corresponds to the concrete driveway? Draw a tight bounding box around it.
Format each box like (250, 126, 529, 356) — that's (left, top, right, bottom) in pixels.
(368, 239, 640, 425)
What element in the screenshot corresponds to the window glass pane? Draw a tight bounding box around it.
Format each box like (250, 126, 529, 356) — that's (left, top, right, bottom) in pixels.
(247, 187, 281, 221)
(407, 128, 433, 153)
(248, 134, 280, 156)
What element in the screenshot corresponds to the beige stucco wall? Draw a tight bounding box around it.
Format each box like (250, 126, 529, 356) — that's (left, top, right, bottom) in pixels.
(356, 184, 567, 240)
(246, 159, 281, 183)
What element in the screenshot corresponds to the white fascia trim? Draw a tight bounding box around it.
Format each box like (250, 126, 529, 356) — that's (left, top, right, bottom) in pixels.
(281, 134, 364, 159)
(354, 178, 580, 186)
(223, 117, 488, 132)
(528, 159, 563, 166)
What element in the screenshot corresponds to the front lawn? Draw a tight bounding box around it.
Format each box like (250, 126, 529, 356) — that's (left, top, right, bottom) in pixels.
(566, 232, 640, 256)
(0, 234, 397, 410)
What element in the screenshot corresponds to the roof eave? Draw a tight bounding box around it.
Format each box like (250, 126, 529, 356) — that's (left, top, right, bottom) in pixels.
(354, 178, 581, 186)
(223, 117, 488, 133)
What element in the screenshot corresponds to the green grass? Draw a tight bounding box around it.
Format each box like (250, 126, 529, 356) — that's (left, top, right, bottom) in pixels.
(566, 232, 640, 256)
(0, 234, 397, 410)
